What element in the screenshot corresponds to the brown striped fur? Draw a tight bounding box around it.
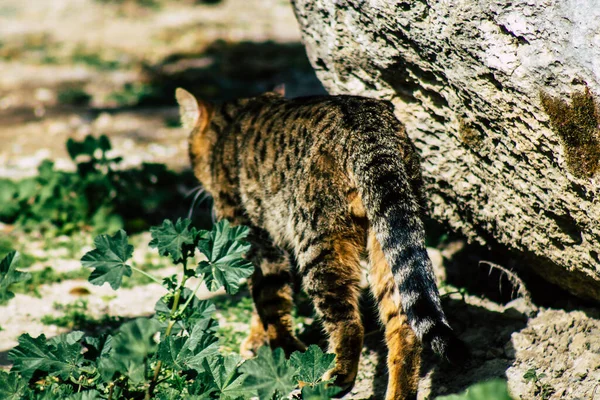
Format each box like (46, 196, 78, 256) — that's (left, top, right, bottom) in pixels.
(176, 87, 464, 399)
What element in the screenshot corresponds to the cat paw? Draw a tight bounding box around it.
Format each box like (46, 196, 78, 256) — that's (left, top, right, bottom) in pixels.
(240, 333, 268, 359)
(323, 368, 357, 398)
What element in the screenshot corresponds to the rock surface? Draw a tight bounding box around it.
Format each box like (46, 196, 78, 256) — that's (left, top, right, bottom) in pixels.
(292, 0, 600, 301)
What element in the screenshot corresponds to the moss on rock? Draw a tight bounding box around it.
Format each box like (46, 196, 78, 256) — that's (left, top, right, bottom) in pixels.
(540, 88, 600, 179)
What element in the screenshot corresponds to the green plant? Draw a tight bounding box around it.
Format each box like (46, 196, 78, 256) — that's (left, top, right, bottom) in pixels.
(108, 82, 162, 107)
(523, 368, 554, 399)
(41, 299, 124, 332)
(0, 218, 339, 399)
(0, 135, 202, 235)
(95, 0, 160, 10)
(435, 379, 512, 400)
(0, 251, 31, 305)
(57, 87, 92, 106)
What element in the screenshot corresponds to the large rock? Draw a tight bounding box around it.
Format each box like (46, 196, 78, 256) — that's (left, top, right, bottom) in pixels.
(292, 0, 600, 301)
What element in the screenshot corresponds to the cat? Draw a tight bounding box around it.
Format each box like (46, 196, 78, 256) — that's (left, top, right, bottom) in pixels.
(176, 86, 465, 400)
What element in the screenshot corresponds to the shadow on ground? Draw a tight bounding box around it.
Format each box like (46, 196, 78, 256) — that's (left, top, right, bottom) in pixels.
(138, 40, 326, 104)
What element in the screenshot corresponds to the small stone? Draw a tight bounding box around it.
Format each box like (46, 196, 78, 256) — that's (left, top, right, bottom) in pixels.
(503, 297, 537, 319)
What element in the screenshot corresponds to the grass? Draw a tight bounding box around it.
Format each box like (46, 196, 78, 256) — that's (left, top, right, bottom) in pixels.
(57, 87, 92, 106)
(107, 82, 162, 107)
(40, 299, 125, 333)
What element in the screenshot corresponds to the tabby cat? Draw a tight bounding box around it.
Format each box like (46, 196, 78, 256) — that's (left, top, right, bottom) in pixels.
(176, 86, 464, 400)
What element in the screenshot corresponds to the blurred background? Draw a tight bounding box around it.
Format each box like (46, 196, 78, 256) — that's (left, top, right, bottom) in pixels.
(0, 0, 325, 233)
(0, 0, 324, 178)
(0, 0, 327, 375)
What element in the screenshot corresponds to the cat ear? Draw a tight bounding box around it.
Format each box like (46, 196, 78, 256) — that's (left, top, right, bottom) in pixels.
(175, 88, 210, 130)
(273, 84, 286, 97)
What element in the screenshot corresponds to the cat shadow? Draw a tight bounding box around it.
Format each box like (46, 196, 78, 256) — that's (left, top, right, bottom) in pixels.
(138, 39, 326, 107)
(358, 295, 527, 399)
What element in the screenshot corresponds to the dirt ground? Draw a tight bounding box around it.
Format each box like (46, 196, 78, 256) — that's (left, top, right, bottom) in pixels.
(0, 1, 599, 399)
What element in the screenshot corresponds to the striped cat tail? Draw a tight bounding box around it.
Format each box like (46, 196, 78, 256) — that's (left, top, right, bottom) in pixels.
(347, 109, 465, 363)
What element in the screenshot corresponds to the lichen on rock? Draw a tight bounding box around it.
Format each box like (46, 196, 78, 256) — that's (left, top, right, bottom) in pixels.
(540, 88, 600, 179)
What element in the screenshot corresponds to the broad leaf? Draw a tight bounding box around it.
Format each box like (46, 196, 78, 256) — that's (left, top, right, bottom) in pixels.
(0, 251, 31, 304)
(81, 230, 133, 290)
(113, 318, 160, 361)
(239, 347, 297, 400)
(98, 318, 160, 383)
(9, 331, 84, 380)
(149, 218, 196, 263)
(301, 381, 341, 400)
(157, 322, 219, 372)
(154, 289, 218, 336)
(189, 354, 250, 400)
(82, 333, 113, 362)
(0, 370, 30, 400)
(196, 220, 254, 294)
(0, 179, 20, 219)
(290, 345, 335, 386)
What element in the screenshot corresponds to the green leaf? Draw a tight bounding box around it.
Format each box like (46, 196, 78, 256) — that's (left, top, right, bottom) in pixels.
(156, 387, 184, 400)
(8, 331, 84, 380)
(113, 317, 160, 361)
(149, 218, 196, 263)
(82, 333, 112, 362)
(0, 251, 31, 304)
(0, 370, 30, 400)
(81, 230, 133, 290)
(154, 289, 218, 336)
(435, 379, 513, 400)
(98, 135, 111, 152)
(239, 347, 297, 400)
(0, 179, 20, 219)
(523, 368, 538, 382)
(192, 354, 250, 400)
(290, 345, 335, 386)
(98, 318, 160, 383)
(301, 381, 341, 400)
(157, 322, 219, 372)
(196, 220, 254, 294)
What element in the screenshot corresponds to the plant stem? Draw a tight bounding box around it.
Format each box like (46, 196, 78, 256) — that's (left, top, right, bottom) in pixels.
(146, 257, 189, 399)
(131, 265, 163, 285)
(108, 382, 114, 400)
(175, 279, 203, 319)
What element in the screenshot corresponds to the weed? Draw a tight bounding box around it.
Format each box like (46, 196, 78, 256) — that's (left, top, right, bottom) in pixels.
(523, 368, 554, 400)
(70, 47, 125, 70)
(57, 87, 92, 106)
(41, 299, 124, 333)
(95, 0, 161, 10)
(436, 379, 512, 400)
(0, 135, 204, 235)
(108, 82, 162, 106)
(0, 218, 340, 399)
